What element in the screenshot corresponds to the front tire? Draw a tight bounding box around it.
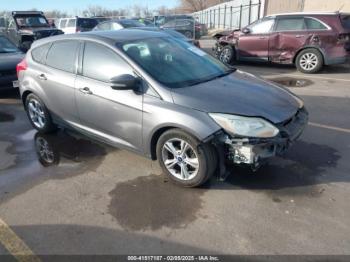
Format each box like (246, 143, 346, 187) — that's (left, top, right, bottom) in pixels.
(295, 48, 323, 74)
(219, 45, 235, 64)
(25, 94, 57, 133)
(156, 129, 217, 187)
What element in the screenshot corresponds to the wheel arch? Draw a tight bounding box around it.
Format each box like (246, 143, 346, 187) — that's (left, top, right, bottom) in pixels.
(21, 90, 33, 108)
(293, 46, 326, 64)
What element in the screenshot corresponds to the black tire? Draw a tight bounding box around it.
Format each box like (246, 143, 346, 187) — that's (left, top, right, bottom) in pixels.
(219, 45, 235, 64)
(295, 48, 323, 74)
(20, 41, 32, 52)
(184, 31, 193, 39)
(156, 128, 217, 187)
(25, 94, 57, 133)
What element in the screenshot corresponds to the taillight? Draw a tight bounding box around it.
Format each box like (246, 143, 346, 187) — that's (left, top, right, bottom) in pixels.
(16, 59, 27, 78)
(338, 33, 350, 44)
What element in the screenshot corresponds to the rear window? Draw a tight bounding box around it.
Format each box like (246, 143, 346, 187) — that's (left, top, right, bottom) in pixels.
(31, 43, 51, 64)
(46, 41, 79, 73)
(77, 18, 98, 29)
(341, 14, 350, 29)
(305, 18, 328, 30)
(276, 18, 305, 31)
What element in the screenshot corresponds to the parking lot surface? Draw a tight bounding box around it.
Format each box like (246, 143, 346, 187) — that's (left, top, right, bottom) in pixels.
(0, 39, 350, 257)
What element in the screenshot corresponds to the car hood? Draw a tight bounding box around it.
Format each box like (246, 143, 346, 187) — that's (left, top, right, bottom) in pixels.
(0, 52, 24, 71)
(170, 70, 301, 124)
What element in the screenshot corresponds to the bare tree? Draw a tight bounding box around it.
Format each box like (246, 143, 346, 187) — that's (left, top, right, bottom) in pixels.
(45, 10, 68, 19)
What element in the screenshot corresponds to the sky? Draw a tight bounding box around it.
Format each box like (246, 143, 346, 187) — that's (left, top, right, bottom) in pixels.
(0, 0, 179, 13)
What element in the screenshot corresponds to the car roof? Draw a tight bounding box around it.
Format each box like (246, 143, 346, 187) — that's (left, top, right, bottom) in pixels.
(31, 29, 167, 48)
(269, 11, 341, 17)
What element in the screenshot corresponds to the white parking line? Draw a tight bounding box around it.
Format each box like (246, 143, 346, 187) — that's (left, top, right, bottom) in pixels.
(309, 122, 350, 134)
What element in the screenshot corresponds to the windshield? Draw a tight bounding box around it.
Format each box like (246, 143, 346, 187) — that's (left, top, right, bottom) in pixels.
(119, 20, 145, 28)
(119, 37, 233, 88)
(15, 15, 49, 28)
(0, 36, 18, 53)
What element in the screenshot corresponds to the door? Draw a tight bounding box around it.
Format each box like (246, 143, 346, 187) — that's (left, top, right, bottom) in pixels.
(41, 40, 80, 124)
(75, 41, 143, 151)
(237, 17, 275, 61)
(268, 16, 309, 63)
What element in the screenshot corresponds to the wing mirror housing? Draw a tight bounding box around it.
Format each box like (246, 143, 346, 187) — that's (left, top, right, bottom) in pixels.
(109, 74, 140, 90)
(242, 28, 250, 34)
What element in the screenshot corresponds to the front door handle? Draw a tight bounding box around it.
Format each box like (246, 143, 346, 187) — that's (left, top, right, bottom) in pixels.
(79, 87, 93, 95)
(37, 74, 47, 80)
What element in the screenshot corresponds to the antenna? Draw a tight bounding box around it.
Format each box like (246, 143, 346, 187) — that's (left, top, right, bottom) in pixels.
(338, 4, 344, 12)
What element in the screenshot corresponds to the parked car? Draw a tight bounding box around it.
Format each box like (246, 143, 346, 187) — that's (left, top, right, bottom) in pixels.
(0, 11, 63, 51)
(17, 30, 308, 187)
(91, 16, 111, 23)
(57, 17, 98, 34)
(0, 34, 24, 89)
(214, 12, 350, 73)
(154, 15, 193, 27)
(93, 19, 145, 31)
(162, 19, 202, 39)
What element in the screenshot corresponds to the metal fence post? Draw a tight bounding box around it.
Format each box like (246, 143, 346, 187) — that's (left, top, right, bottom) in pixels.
(258, 0, 261, 19)
(210, 9, 212, 29)
(218, 7, 220, 29)
(239, 4, 243, 29)
(230, 6, 233, 29)
(223, 5, 227, 29)
(213, 9, 215, 29)
(248, 0, 252, 25)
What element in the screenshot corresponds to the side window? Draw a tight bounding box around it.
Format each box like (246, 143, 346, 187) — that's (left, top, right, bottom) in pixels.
(46, 41, 79, 73)
(82, 42, 132, 82)
(249, 18, 274, 34)
(276, 18, 305, 31)
(0, 17, 6, 28)
(8, 18, 16, 29)
(305, 18, 328, 30)
(111, 22, 123, 30)
(31, 43, 51, 64)
(59, 19, 66, 28)
(99, 22, 111, 30)
(67, 19, 76, 27)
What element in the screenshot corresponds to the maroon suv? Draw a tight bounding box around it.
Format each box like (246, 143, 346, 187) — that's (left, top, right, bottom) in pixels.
(214, 12, 350, 73)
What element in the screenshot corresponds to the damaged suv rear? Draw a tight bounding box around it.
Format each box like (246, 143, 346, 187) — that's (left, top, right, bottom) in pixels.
(214, 12, 350, 73)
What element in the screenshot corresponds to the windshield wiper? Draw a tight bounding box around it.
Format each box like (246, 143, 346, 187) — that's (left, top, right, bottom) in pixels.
(187, 68, 236, 86)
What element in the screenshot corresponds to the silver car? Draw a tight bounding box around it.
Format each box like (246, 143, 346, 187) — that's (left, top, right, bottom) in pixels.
(17, 29, 308, 187)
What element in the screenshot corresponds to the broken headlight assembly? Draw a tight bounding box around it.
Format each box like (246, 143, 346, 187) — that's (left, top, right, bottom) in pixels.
(209, 113, 279, 138)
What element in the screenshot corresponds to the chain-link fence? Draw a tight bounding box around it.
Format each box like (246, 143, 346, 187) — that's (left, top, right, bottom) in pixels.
(193, 0, 262, 30)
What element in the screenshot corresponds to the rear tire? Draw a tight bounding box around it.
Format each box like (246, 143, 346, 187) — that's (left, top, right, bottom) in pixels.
(156, 129, 217, 187)
(295, 48, 323, 74)
(25, 94, 57, 133)
(219, 45, 235, 64)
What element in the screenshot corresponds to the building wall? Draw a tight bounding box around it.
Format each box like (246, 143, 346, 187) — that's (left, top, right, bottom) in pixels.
(303, 0, 350, 12)
(264, 0, 303, 15)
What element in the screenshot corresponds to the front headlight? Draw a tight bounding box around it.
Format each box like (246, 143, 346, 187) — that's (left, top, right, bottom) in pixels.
(209, 113, 279, 138)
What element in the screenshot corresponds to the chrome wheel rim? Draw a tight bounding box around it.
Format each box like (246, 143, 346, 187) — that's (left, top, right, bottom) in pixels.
(219, 48, 232, 63)
(300, 53, 318, 71)
(36, 137, 54, 163)
(162, 138, 199, 181)
(28, 99, 46, 128)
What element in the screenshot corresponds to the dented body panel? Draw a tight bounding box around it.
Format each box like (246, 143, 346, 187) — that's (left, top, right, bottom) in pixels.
(215, 12, 350, 66)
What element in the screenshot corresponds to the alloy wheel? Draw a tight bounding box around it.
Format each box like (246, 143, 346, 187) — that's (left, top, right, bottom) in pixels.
(28, 98, 46, 129)
(219, 48, 232, 63)
(35, 137, 54, 164)
(299, 53, 318, 71)
(161, 138, 199, 181)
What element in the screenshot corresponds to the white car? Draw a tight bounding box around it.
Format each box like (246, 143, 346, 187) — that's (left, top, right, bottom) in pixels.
(56, 17, 98, 34)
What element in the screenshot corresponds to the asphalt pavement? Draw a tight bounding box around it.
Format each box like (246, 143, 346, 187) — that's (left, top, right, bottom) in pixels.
(0, 39, 350, 258)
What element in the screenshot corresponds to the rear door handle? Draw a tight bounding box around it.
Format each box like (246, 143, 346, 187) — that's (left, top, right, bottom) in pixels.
(296, 35, 305, 38)
(37, 74, 47, 80)
(79, 87, 93, 95)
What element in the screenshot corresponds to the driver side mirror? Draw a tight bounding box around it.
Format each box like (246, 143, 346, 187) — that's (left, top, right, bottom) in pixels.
(109, 74, 141, 90)
(242, 28, 250, 34)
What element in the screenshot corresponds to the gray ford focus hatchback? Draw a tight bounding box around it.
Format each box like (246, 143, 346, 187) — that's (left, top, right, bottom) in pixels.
(17, 29, 308, 187)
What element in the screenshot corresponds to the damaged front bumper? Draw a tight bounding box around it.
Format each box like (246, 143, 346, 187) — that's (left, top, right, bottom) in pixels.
(213, 107, 308, 171)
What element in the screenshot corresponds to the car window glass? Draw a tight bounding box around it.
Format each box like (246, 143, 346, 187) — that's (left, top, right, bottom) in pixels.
(46, 41, 78, 73)
(31, 43, 51, 63)
(305, 18, 328, 30)
(8, 19, 16, 29)
(341, 14, 350, 29)
(248, 18, 274, 34)
(59, 19, 66, 28)
(67, 19, 76, 27)
(83, 42, 132, 82)
(276, 18, 305, 31)
(0, 36, 18, 53)
(77, 19, 97, 29)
